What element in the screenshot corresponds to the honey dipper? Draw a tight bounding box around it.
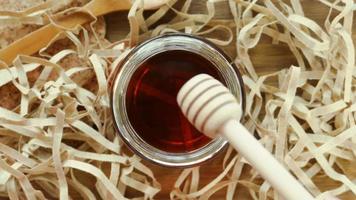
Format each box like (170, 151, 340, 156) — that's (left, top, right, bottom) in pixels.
(0, 0, 167, 66)
(177, 74, 315, 200)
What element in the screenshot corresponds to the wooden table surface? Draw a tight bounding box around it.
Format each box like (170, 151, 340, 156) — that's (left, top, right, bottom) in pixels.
(105, 1, 356, 199)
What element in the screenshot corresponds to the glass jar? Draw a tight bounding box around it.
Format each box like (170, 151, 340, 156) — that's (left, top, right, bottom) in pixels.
(110, 33, 245, 167)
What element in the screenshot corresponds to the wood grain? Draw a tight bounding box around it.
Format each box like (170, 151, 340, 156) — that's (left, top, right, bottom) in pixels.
(105, 0, 356, 199)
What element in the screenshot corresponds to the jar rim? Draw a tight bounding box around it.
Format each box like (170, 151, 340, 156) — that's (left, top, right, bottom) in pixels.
(110, 33, 245, 167)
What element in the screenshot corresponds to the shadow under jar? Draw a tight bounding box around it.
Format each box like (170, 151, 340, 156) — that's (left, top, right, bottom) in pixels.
(110, 33, 245, 167)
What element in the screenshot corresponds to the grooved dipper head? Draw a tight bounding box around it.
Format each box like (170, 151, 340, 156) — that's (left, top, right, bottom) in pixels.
(177, 74, 242, 138)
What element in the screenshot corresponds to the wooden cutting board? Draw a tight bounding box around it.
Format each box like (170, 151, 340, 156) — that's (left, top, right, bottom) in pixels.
(105, 0, 356, 199)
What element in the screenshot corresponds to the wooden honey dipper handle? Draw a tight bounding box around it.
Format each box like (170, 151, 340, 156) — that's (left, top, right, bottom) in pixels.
(0, 0, 165, 66)
(0, 12, 91, 65)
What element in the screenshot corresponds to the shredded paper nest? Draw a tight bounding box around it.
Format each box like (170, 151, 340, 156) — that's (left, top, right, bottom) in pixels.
(0, 0, 355, 199)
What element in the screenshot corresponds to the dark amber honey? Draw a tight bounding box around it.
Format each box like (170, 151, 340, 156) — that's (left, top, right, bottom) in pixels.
(126, 50, 225, 153)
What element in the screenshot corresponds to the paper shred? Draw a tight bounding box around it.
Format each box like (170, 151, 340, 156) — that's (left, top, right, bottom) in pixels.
(0, 0, 68, 25)
(0, 0, 355, 199)
(52, 109, 68, 200)
(63, 160, 128, 200)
